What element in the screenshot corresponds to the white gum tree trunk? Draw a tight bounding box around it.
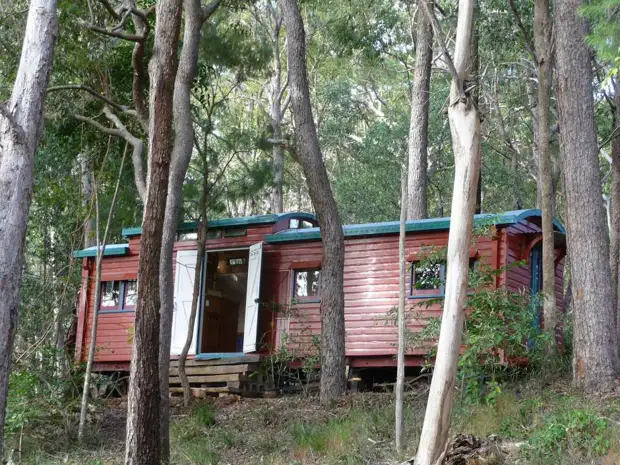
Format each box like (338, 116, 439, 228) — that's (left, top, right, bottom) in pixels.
(415, 1, 480, 463)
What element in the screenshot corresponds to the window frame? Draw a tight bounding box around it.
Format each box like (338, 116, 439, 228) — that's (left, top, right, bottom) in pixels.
(291, 268, 321, 303)
(409, 258, 479, 300)
(409, 261, 446, 299)
(99, 279, 138, 313)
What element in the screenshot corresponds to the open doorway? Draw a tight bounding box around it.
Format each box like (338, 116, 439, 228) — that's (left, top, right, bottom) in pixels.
(199, 249, 249, 354)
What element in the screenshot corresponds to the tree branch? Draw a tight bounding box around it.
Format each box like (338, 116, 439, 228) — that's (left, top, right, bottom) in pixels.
(419, 1, 462, 100)
(82, 19, 146, 42)
(202, 0, 220, 23)
(47, 84, 131, 114)
(102, 106, 147, 201)
(508, 0, 537, 61)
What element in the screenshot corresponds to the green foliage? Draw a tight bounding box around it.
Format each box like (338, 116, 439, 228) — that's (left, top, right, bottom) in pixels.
(408, 251, 548, 402)
(525, 409, 612, 461)
(192, 403, 217, 428)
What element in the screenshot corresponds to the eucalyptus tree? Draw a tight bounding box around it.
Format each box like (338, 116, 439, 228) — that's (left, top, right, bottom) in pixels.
(282, 0, 347, 403)
(554, 0, 619, 390)
(407, 0, 433, 220)
(415, 0, 480, 461)
(0, 0, 58, 456)
(124, 1, 182, 464)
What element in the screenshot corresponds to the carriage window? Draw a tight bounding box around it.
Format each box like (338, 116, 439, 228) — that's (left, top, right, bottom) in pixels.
(289, 219, 315, 229)
(410, 258, 478, 298)
(293, 269, 321, 299)
(123, 280, 138, 308)
(101, 281, 122, 309)
(100, 280, 137, 312)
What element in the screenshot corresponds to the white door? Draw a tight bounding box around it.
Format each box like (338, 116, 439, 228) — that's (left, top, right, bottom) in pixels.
(171, 249, 200, 355)
(243, 242, 263, 353)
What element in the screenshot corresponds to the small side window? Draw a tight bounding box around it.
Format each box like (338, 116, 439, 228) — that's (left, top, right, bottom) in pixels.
(101, 281, 122, 309)
(293, 268, 321, 301)
(100, 280, 137, 312)
(123, 280, 138, 309)
(410, 262, 445, 298)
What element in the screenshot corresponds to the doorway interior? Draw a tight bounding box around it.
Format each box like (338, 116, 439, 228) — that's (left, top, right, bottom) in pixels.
(198, 249, 249, 354)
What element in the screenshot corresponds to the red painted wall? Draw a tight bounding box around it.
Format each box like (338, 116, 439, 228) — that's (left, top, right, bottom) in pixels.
(266, 231, 499, 361)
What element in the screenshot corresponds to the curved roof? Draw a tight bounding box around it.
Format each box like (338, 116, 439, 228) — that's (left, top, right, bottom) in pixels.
(265, 209, 566, 244)
(121, 212, 316, 237)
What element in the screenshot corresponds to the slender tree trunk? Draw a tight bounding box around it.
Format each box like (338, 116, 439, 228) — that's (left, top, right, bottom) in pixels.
(534, 0, 558, 353)
(415, 1, 480, 463)
(158, 2, 218, 461)
(471, 6, 482, 215)
(80, 151, 96, 247)
(282, 0, 346, 403)
(78, 147, 127, 440)
(270, 8, 285, 213)
(554, 0, 619, 390)
(0, 0, 57, 456)
(609, 82, 620, 338)
(179, 164, 208, 407)
(406, 0, 432, 220)
(125, 0, 181, 463)
(395, 165, 408, 452)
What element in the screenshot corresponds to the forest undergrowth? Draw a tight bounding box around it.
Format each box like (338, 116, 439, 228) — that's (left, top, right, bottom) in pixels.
(6, 371, 620, 465)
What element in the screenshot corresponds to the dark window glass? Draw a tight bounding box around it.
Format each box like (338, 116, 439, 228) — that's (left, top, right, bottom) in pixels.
(101, 281, 121, 308)
(124, 280, 138, 308)
(294, 269, 321, 298)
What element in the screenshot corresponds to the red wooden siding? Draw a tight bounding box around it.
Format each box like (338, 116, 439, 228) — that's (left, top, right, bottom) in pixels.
(75, 223, 279, 368)
(267, 232, 499, 360)
(76, 217, 565, 370)
(504, 221, 565, 314)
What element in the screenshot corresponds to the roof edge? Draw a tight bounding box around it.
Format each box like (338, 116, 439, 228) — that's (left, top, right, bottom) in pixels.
(265, 209, 566, 244)
(73, 243, 129, 258)
(121, 212, 316, 237)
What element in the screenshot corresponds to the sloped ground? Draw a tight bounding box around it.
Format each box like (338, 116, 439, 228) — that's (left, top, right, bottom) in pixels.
(8, 376, 620, 465)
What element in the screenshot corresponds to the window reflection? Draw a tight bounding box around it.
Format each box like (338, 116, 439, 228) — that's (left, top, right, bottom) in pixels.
(294, 269, 320, 298)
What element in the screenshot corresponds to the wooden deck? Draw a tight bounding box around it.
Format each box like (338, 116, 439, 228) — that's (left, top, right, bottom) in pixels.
(169, 354, 263, 397)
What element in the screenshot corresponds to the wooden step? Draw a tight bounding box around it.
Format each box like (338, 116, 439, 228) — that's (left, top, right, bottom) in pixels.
(168, 373, 247, 385)
(170, 382, 241, 396)
(169, 363, 256, 376)
(170, 355, 261, 367)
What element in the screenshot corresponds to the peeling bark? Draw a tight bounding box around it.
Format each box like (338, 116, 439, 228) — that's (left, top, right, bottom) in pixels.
(415, 0, 481, 463)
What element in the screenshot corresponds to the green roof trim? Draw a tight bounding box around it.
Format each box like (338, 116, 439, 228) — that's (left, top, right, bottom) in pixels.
(121, 212, 317, 237)
(73, 243, 129, 258)
(265, 209, 566, 244)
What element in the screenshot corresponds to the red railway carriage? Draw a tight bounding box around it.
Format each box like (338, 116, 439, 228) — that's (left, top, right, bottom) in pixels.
(73, 209, 566, 371)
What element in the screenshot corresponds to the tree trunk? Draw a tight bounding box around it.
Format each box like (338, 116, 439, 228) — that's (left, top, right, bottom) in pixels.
(415, 1, 480, 463)
(78, 147, 127, 441)
(406, 0, 432, 220)
(610, 82, 620, 338)
(471, 6, 482, 215)
(179, 163, 208, 407)
(534, 0, 558, 353)
(270, 8, 285, 213)
(80, 151, 96, 247)
(125, 0, 181, 463)
(158, 2, 219, 460)
(282, 0, 346, 404)
(395, 165, 408, 452)
(554, 0, 619, 390)
(0, 0, 57, 456)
